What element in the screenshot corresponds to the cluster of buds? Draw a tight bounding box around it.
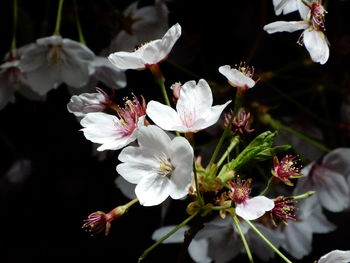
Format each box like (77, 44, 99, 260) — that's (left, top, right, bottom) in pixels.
(225, 108, 255, 136)
(272, 155, 303, 186)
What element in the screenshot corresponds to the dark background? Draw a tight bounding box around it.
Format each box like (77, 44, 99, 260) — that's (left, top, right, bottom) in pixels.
(1, 0, 350, 262)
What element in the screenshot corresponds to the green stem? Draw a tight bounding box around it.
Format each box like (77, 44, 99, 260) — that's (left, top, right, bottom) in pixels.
(232, 213, 254, 263)
(11, 0, 18, 50)
(260, 177, 274, 196)
(202, 204, 232, 211)
(73, 0, 86, 44)
(193, 161, 204, 206)
(53, 0, 64, 35)
(124, 198, 139, 209)
(245, 220, 292, 263)
(138, 210, 200, 262)
(275, 120, 331, 153)
(292, 191, 315, 200)
(217, 136, 240, 168)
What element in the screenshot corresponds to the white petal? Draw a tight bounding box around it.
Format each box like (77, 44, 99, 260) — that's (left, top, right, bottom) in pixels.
(297, 0, 310, 20)
(322, 148, 350, 176)
(315, 168, 350, 212)
(169, 137, 194, 199)
(151, 225, 189, 244)
(146, 101, 183, 131)
(318, 250, 350, 263)
(67, 92, 105, 117)
(142, 23, 181, 65)
(117, 146, 159, 184)
(263, 21, 308, 33)
(23, 65, 60, 95)
(108, 51, 145, 70)
(218, 65, 255, 88)
(188, 239, 212, 263)
(236, 196, 274, 220)
(135, 173, 171, 206)
(303, 30, 329, 64)
(137, 125, 173, 155)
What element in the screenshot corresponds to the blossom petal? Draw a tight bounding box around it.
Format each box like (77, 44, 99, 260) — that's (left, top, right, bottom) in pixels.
(135, 173, 171, 206)
(115, 176, 137, 199)
(108, 50, 145, 70)
(303, 30, 329, 64)
(151, 225, 189, 244)
(218, 65, 255, 88)
(188, 239, 212, 263)
(236, 196, 274, 220)
(146, 100, 183, 131)
(263, 21, 308, 33)
(318, 250, 350, 263)
(169, 137, 193, 199)
(67, 92, 105, 117)
(137, 125, 173, 155)
(322, 148, 350, 176)
(117, 146, 159, 184)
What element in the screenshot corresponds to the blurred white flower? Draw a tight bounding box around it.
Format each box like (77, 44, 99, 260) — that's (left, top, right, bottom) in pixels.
(272, 0, 303, 15)
(116, 125, 193, 206)
(318, 250, 350, 263)
(108, 23, 181, 70)
(264, 0, 329, 64)
(146, 79, 231, 133)
(281, 195, 336, 259)
(107, 0, 169, 53)
(19, 35, 95, 95)
(294, 148, 350, 212)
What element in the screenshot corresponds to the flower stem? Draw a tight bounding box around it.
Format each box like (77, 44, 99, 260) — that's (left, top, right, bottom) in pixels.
(217, 136, 240, 168)
(124, 198, 139, 210)
(202, 204, 232, 211)
(11, 0, 18, 50)
(292, 191, 315, 200)
(260, 177, 274, 196)
(245, 220, 292, 263)
(231, 212, 254, 263)
(73, 0, 86, 44)
(193, 161, 204, 206)
(149, 64, 171, 106)
(54, 0, 64, 35)
(138, 210, 200, 262)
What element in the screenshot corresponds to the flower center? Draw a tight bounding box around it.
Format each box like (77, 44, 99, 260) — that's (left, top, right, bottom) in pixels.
(154, 153, 174, 178)
(48, 44, 65, 64)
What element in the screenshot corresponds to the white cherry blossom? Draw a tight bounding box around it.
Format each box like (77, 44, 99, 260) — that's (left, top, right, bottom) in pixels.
(146, 79, 231, 133)
(108, 23, 181, 70)
(219, 64, 256, 89)
(318, 250, 350, 263)
(116, 125, 193, 206)
(264, 0, 329, 64)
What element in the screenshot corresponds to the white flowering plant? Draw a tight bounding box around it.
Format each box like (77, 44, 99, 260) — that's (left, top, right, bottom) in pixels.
(1, 0, 350, 263)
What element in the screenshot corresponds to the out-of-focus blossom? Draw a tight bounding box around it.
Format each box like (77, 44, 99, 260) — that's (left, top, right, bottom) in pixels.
(116, 125, 193, 206)
(272, 0, 303, 15)
(19, 35, 95, 95)
(264, 0, 329, 64)
(84, 56, 127, 91)
(67, 88, 113, 117)
(271, 155, 302, 186)
(80, 95, 146, 151)
(219, 63, 256, 89)
(229, 179, 275, 220)
(108, 23, 181, 70)
(146, 79, 231, 133)
(294, 148, 350, 212)
(318, 250, 350, 263)
(107, 0, 169, 53)
(281, 195, 336, 259)
(115, 176, 137, 200)
(224, 108, 255, 136)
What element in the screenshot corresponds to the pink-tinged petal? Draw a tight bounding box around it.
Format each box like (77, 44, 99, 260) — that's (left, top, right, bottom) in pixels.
(192, 101, 231, 131)
(263, 21, 308, 33)
(315, 168, 349, 212)
(146, 100, 183, 131)
(303, 30, 329, 64)
(151, 225, 189, 244)
(108, 51, 145, 70)
(115, 176, 137, 199)
(142, 23, 181, 64)
(67, 92, 106, 117)
(135, 173, 171, 206)
(219, 65, 255, 88)
(236, 196, 275, 220)
(322, 148, 350, 176)
(169, 137, 193, 199)
(318, 250, 350, 263)
(137, 125, 172, 155)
